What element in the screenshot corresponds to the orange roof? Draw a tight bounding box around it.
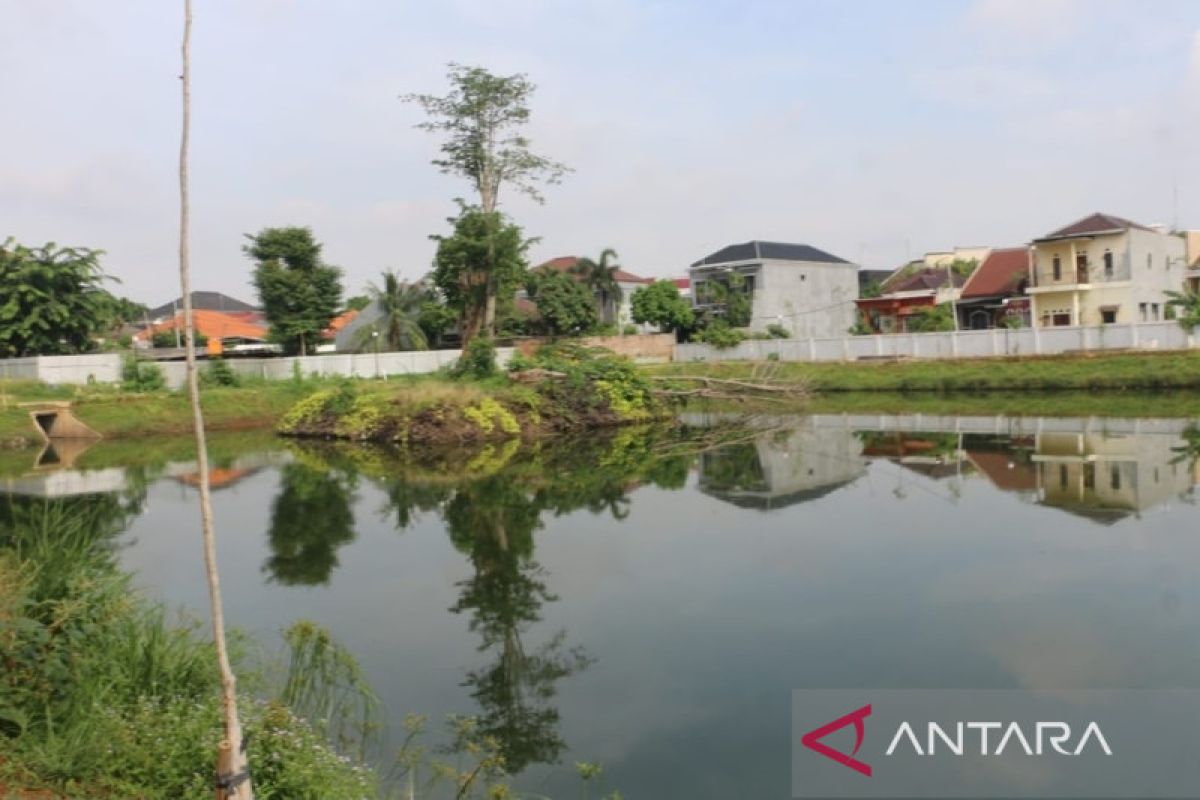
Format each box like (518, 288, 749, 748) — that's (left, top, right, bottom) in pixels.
(135, 309, 267, 343)
(174, 467, 257, 490)
(323, 308, 359, 339)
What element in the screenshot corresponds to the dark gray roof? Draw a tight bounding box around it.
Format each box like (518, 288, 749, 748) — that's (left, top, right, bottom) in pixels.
(691, 240, 851, 267)
(148, 291, 259, 319)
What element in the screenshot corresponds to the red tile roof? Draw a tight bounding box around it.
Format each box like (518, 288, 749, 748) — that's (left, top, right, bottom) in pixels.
(960, 247, 1029, 299)
(1038, 212, 1150, 241)
(534, 256, 653, 285)
(885, 267, 966, 294)
(323, 308, 359, 339)
(672, 277, 690, 289)
(134, 309, 268, 343)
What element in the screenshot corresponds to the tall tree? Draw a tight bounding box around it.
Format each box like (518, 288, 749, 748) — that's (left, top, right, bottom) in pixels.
(177, 3, 254, 797)
(525, 269, 598, 336)
(353, 270, 429, 352)
(569, 249, 623, 324)
(431, 205, 531, 343)
(0, 239, 114, 357)
(630, 279, 695, 337)
(245, 226, 343, 355)
(404, 64, 568, 339)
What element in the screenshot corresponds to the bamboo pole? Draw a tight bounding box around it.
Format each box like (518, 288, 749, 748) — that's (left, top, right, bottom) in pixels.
(177, 2, 254, 797)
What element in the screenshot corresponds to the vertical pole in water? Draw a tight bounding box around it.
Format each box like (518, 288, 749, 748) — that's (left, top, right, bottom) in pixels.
(178, 3, 254, 797)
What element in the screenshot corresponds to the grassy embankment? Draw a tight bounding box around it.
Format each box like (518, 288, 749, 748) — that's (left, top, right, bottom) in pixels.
(654, 350, 1200, 418)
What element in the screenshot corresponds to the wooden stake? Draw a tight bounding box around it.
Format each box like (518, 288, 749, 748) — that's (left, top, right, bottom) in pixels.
(178, 2, 253, 797)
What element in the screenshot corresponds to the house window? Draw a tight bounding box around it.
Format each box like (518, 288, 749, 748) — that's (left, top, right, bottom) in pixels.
(1075, 251, 1089, 282)
(1103, 250, 1114, 278)
(1139, 303, 1148, 322)
(799, 274, 807, 282)
(1084, 463, 1095, 490)
(1052, 312, 1071, 326)
(1052, 255, 1062, 281)
(1152, 303, 1160, 321)
(1110, 465, 1121, 491)
(1101, 308, 1117, 324)
(1060, 464, 1069, 490)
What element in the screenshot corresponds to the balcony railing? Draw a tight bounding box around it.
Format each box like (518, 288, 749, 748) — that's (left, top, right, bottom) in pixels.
(1030, 253, 1131, 288)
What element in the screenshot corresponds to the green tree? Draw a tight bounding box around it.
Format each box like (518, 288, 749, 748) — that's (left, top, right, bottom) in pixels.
(404, 63, 568, 339)
(343, 295, 371, 312)
(630, 280, 695, 336)
(245, 226, 343, 355)
(525, 269, 599, 336)
(906, 303, 956, 332)
(431, 205, 531, 343)
(569, 249, 623, 324)
(0, 239, 115, 357)
(1165, 289, 1200, 330)
(353, 271, 428, 352)
(418, 299, 456, 349)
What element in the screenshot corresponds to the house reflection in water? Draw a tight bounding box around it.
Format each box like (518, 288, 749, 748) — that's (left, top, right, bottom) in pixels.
(698, 421, 868, 510)
(1030, 432, 1194, 524)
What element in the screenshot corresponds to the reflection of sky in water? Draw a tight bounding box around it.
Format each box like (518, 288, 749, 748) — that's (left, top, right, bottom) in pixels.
(104, 418, 1200, 798)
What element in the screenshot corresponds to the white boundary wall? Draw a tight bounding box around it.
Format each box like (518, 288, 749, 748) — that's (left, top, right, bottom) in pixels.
(0, 348, 514, 389)
(675, 321, 1200, 363)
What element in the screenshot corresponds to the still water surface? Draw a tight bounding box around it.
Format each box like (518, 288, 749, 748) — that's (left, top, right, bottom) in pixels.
(11, 414, 1200, 797)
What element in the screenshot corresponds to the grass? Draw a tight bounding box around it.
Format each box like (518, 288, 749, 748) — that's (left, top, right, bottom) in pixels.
(653, 351, 1200, 391)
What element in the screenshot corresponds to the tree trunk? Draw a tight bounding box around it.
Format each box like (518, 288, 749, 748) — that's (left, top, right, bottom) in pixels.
(178, 4, 254, 798)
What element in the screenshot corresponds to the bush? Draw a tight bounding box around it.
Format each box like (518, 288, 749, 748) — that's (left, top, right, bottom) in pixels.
(515, 342, 659, 420)
(622, 324, 639, 336)
(151, 330, 207, 349)
(696, 323, 746, 350)
(199, 358, 239, 388)
(766, 323, 791, 339)
(455, 336, 497, 379)
(121, 355, 166, 392)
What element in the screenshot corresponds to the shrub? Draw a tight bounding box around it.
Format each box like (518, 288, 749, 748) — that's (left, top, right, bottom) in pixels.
(455, 336, 497, 379)
(199, 358, 239, 388)
(766, 323, 791, 339)
(696, 323, 746, 350)
(151, 330, 207, 349)
(121, 355, 166, 392)
(622, 324, 639, 335)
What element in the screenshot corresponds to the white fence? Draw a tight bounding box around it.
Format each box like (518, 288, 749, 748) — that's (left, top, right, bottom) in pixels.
(675, 321, 1200, 363)
(0, 348, 514, 389)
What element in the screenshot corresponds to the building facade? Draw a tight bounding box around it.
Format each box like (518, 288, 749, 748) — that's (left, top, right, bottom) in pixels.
(1028, 213, 1186, 327)
(688, 241, 858, 337)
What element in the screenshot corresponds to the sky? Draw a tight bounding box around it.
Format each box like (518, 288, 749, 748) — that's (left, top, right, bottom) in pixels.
(2, 0, 1200, 306)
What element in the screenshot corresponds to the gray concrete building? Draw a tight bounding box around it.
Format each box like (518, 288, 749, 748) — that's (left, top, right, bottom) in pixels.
(688, 241, 858, 337)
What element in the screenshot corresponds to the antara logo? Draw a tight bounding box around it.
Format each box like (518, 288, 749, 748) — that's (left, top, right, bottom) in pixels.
(801, 704, 873, 777)
(801, 705, 1113, 778)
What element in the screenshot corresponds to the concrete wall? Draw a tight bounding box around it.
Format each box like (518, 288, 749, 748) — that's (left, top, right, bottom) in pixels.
(675, 320, 1199, 363)
(753, 260, 859, 338)
(514, 333, 675, 363)
(0, 354, 122, 385)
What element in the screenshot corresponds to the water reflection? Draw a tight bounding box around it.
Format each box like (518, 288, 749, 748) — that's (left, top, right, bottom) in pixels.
(264, 462, 358, 585)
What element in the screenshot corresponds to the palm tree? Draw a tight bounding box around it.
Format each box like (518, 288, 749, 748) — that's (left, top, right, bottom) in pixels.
(353, 270, 430, 353)
(570, 248, 623, 325)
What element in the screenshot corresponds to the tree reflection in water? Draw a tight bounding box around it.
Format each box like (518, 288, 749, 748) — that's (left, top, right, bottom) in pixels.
(285, 426, 693, 776)
(264, 462, 357, 586)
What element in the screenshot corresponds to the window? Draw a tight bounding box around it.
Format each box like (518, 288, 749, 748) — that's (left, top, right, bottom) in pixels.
(1076, 251, 1089, 282)
(1103, 250, 1114, 278)
(1084, 463, 1095, 490)
(1139, 303, 1148, 322)
(1052, 312, 1071, 326)
(1152, 303, 1160, 321)
(799, 274, 806, 282)
(1052, 255, 1062, 281)
(1101, 308, 1117, 324)
(1110, 465, 1121, 491)
(1060, 464, 1069, 490)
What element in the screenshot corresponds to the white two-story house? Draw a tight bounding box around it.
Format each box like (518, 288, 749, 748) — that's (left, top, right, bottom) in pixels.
(1027, 213, 1186, 327)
